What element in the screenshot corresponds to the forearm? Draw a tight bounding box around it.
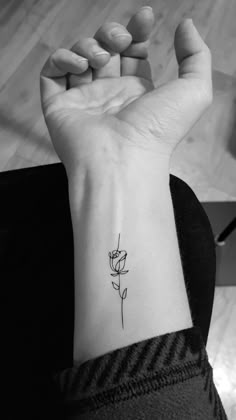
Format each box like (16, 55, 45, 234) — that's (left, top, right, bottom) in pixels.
(68, 158, 193, 366)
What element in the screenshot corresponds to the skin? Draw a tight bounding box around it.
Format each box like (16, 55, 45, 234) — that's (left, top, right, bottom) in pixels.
(40, 6, 213, 180)
(39, 7, 213, 366)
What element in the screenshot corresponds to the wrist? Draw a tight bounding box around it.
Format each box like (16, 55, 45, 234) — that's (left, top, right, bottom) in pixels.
(67, 158, 193, 365)
(67, 149, 171, 213)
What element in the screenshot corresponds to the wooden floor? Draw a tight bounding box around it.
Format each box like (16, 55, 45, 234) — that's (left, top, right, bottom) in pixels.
(0, 1, 235, 418)
(1, 0, 236, 201)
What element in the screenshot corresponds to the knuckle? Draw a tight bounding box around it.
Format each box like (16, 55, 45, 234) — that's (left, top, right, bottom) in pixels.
(71, 39, 83, 51)
(56, 47, 67, 55)
(71, 38, 95, 57)
(71, 37, 89, 50)
(52, 48, 66, 60)
(105, 21, 123, 30)
(50, 54, 63, 73)
(94, 22, 111, 38)
(101, 21, 126, 37)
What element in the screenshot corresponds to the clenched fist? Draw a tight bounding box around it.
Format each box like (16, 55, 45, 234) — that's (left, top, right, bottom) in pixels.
(40, 6, 212, 180)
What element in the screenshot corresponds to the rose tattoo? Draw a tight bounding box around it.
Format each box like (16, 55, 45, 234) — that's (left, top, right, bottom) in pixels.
(108, 233, 129, 329)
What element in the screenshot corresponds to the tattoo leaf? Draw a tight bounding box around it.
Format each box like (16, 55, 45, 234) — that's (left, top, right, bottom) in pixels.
(120, 270, 129, 275)
(112, 282, 120, 290)
(122, 288, 127, 300)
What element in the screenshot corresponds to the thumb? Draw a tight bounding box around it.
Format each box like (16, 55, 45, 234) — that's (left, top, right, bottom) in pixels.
(175, 18, 212, 85)
(121, 18, 213, 148)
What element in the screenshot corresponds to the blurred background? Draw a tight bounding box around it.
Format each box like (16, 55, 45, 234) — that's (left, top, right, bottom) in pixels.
(0, 0, 235, 418)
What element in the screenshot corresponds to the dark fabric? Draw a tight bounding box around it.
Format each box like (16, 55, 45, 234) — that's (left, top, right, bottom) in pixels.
(0, 162, 219, 419)
(54, 326, 227, 419)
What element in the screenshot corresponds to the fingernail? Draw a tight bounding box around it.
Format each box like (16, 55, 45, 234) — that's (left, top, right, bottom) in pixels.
(73, 56, 88, 64)
(110, 27, 131, 38)
(113, 34, 131, 40)
(94, 51, 110, 57)
(140, 6, 153, 12)
(93, 46, 109, 56)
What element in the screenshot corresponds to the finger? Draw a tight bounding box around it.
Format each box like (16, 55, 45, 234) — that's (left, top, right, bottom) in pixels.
(126, 6, 154, 42)
(40, 48, 90, 106)
(122, 39, 150, 60)
(69, 37, 111, 88)
(121, 6, 154, 82)
(175, 19, 212, 88)
(93, 22, 132, 79)
(71, 37, 111, 69)
(118, 19, 213, 148)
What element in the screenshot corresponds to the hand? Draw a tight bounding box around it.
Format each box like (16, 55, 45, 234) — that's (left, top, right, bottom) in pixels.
(40, 6, 213, 180)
